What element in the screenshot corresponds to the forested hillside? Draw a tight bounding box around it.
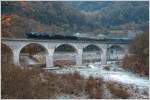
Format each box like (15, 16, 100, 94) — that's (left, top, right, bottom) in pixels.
(1, 1, 91, 37)
(1, 1, 149, 38)
(68, 1, 149, 29)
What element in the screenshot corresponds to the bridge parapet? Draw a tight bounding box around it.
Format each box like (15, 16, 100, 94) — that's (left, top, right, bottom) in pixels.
(1, 38, 131, 44)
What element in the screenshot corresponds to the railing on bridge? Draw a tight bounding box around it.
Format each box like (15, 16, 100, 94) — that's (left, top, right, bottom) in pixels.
(1, 38, 131, 44)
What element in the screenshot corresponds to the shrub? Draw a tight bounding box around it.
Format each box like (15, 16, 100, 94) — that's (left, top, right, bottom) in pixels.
(54, 60, 75, 67)
(1, 63, 56, 99)
(85, 76, 103, 98)
(106, 81, 130, 99)
(61, 72, 85, 95)
(2, 62, 104, 99)
(123, 55, 149, 76)
(122, 30, 149, 76)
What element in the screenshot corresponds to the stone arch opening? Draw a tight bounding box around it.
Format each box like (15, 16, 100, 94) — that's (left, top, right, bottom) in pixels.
(107, 45, 125, 61)
(19, 43, 48, 67)
(54, 44, 77, 67)
(1, 43, 13, 64)
(82, 44, 102, 65)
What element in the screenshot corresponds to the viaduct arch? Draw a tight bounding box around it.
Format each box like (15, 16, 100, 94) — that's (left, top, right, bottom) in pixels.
(1, 38, 130, 68)
(82, 44, 103, 64)
(53, 44, 78, 67)
(19, 43, 49, 67)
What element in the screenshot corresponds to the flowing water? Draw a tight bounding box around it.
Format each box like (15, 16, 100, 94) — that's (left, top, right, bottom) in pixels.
(49, 62, 149, 88)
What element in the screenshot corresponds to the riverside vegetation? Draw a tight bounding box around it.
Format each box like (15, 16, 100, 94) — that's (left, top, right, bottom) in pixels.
(1, 62, 104, 99)
(122, 29, 149, 76)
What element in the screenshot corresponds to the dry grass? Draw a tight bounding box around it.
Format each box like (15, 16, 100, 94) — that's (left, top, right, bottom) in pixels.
(54, 60, 75, 67)
(85, 76, 103, 98)
(106, 81, 130, 99)
(2, 62, 104, 99)
(122, 55, 149, 76)
(1, 63, 55, 99)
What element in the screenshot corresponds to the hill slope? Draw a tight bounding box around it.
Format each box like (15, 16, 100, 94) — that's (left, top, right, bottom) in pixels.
(1, 1, 149, 38)
(67, 1, 149, 29)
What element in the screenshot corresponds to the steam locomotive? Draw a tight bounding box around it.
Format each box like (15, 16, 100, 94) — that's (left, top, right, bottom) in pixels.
(26, 32, 50, 39)
(25, 32, 78, 40)
(25, 32, 130, 43)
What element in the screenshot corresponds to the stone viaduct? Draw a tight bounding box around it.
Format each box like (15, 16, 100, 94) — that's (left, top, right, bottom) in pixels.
(1, 38, 130, 68)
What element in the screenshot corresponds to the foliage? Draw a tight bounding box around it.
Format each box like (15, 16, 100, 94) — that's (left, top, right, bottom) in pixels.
(1, 62, 104, 99)
(1, 1, 149, 38)
(1, 63, 55, 99)
(85, 76, 103, 98)
(1, 1, 91, 37)
(106, 81, 130, 99)
(122, 29, 149, 75)
(68, 1, 148, 30)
